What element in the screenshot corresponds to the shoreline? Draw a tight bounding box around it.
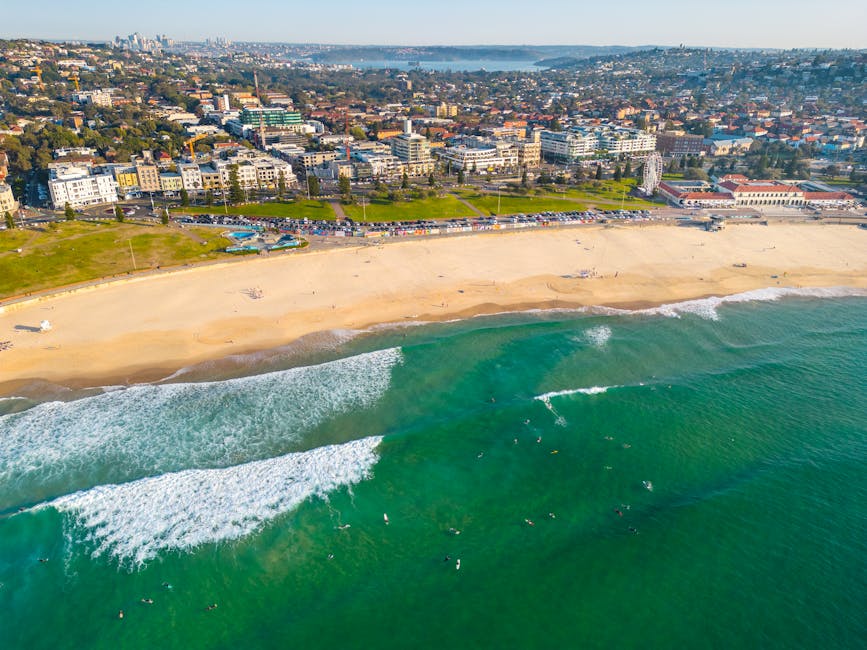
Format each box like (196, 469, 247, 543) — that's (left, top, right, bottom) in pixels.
(1, 222, 865, 396)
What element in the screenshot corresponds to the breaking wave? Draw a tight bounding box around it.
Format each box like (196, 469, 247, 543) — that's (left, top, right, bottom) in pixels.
(45, 436, 383, 567)
(623, 287, 867, 321)
(535, 385, 618, 402)
(0, 348, 402, 509)
(582, 325, 612, 347)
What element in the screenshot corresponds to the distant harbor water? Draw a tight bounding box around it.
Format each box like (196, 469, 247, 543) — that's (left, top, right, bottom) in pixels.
(1, 290, 865, 649)
(339, 59, 540, 72)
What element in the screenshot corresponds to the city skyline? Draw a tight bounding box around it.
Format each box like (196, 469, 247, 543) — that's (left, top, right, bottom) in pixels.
(4, 0, 867, 50)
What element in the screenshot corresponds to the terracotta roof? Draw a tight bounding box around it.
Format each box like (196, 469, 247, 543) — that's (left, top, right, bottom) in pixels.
(681, 192, 734, 200)
(804, 191, 854, 200)
(719, 180, 801, 193)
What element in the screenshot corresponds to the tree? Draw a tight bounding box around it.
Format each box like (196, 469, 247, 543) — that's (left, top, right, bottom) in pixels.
(521, 169, 529, 189)
(624, 161, 632, 178)
(401, 172, 409, 190)
(683, 168, 709, 181)
(457, 169, 465, 185)
(205, 190, 214, 206)
(595, 164, 603, 180)
(161, 209, 170, 225)
(307, 175, 320, 198)
(614, 165, 623, 182)
(338, 175, 352, 202)
(4, 211, 13, 230)
(114, 204, 125, 222)
(179, 188, 190, 207)
(228, 165, 245, 204)
(64, 202, 75, 220)
(277, 171, 287, 199)
(428, 173, 436, 187)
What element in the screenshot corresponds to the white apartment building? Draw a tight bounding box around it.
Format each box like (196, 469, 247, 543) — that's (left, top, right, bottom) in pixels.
(597, 129, 656, 155)
(71, 89, 113, 107)
(48, 165, 118, 209)
(391, 120, 435, 175)
(0, 183, 18, 214)
(540, 130, 598, 161)
(541, 127, 656, 160)
(178, 163, 203, 193)
(437, 145, 516, 172)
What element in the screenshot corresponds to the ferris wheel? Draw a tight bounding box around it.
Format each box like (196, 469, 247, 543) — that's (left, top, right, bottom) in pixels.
(640, 152, 664, 196)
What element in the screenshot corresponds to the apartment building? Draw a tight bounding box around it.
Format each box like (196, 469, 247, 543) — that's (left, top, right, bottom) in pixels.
(135, 163, 161, 193)
(540, 130, 598, 161)
(0, 183, 18, 214)
(391, 120, 435, 175)
(48, 165, 118, 209)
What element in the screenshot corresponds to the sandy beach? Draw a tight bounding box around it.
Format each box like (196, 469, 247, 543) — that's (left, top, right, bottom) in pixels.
(1, 222, 865, 393)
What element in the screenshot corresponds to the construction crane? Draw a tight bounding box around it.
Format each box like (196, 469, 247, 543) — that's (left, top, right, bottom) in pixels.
(33, 64, 44, 88)
(253, 70, 266, 150)
(70, 70, 80, 92)
(184, 133, 209, 159)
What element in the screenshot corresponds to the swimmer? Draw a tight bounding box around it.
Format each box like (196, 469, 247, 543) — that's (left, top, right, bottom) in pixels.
(383, 513, 389, 525)
(448, 527, 461, 535)
(548, 512, 556, 519)
(622, 443, 631, 449)
(628, 527, 638, 535)
(604, 465, 613, 470)
(118, 610, 124, 620)
(456, 559, 461, 570)
(490, 397, 496, 403)
(477, 452, 484, 458)
(536, 436, 542, 443)
(550, 450, 559, 454)
(603, 436, 614, 441)
(444, 555, 451, 562)
(162, 582, 173, 589)
(38, 558, 49, 563)
(525, 519, 535, 527)
(523, 419, 531, 425)
(513, 438, 518, 445)
(141, 598, 153, 605)
(615, 509, 623, 517)
(205, 603, 218, 611)
(337, 524, 351, 530)
(327, 553, 335, 560)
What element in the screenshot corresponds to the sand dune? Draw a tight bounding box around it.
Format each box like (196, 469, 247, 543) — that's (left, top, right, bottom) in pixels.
(1, 222, 865, 392)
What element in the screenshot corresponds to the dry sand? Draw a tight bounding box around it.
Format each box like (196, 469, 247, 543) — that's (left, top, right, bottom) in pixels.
(1, 222, 865, 393)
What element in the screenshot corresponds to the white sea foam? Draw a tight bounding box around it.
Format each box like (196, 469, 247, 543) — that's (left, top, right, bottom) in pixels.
(0, 348, 402, 508)
(534, 385, 619, 427)
(46, 436, 382, 567)
(535, 385, 617, 402)
(623, 287, 867, 321)
(583, 325, 612, 347)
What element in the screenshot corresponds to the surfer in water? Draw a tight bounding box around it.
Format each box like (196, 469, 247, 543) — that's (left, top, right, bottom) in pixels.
(383, 513, 389, 525)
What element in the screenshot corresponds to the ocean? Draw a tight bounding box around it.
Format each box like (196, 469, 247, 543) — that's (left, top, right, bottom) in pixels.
(344, 59, 540, 72)
(1, 288, 865, 649)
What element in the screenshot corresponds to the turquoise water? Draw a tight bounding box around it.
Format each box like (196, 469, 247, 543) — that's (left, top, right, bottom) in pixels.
(1, 290, 865, 649)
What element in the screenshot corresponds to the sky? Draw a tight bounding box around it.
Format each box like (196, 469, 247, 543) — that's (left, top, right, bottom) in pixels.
(4, 0, 866, 49)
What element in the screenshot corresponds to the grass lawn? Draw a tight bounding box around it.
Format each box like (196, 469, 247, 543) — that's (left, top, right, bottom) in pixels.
(551, 180, 660, 208)
(0, 221, 232, 299)
(341, 195, 474, 221)
(459, 191, 587, 216)
(173, 200, 335, 220)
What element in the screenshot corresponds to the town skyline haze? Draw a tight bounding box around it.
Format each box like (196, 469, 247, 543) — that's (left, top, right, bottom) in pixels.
(4, 0, 867, 50)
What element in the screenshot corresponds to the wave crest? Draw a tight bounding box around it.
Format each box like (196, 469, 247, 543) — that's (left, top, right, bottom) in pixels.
(0, 348, 401, 509)
(46, 436, 383, 567)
